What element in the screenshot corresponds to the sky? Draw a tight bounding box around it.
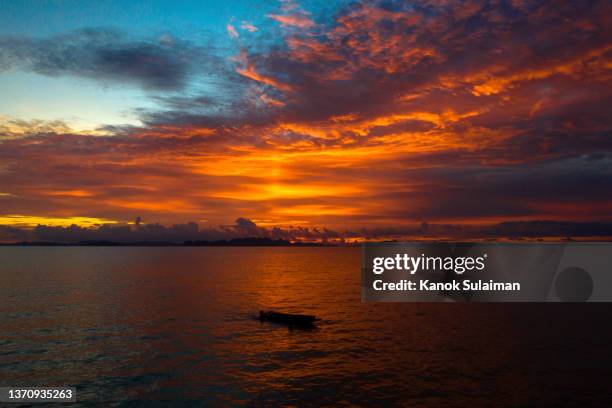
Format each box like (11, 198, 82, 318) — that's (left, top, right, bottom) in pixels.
(0, 0, 611, 242)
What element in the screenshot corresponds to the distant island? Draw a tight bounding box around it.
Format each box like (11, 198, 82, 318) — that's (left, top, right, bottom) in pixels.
(0, 237, 331, 247)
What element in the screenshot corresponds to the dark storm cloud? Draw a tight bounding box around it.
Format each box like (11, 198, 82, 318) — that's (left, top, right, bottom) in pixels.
(0, 29, 219, 90)
(358, 156, 612, 222)
(2, 218, 611, 244)
(485, 221, 612, 239)
(0, 225, 30, 242)
(5, 217, 345, 244)
(348, 221, 612, 240)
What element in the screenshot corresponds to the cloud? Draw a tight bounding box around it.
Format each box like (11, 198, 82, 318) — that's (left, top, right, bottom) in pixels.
(0, 28, 214, 90)
(227, 23, 239, 39)
(0, 225, 30, 242)
(0, 0, 611, 236)
(240, 22, 258, 32)
(0, 217, 347, 243)
(268, 13, 315, 28)
(2, 218, 611, 244)
(235, 217, 257, 228)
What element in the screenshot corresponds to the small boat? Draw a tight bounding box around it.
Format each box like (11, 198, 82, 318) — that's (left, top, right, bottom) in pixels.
(259, 310, 318, 326)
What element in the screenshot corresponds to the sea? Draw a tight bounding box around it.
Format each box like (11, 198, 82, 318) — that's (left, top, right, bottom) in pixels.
(1, 247, 611, 406)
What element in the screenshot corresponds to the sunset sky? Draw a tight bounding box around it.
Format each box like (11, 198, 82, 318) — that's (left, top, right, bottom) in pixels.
(1, 0, 611, 241)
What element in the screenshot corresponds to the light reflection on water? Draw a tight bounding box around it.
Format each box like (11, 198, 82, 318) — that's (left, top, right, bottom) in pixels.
(1, 247, 611, 406)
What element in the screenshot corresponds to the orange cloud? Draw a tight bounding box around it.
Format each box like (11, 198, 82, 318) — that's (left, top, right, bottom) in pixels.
(268, 13, 315, 29)
(235, 50, 293, 93)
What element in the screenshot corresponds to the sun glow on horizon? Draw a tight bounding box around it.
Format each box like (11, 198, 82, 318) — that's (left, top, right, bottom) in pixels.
(0, 215, 119, 228)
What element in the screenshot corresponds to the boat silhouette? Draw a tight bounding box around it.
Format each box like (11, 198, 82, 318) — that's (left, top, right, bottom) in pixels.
(259, 310, 319, 327)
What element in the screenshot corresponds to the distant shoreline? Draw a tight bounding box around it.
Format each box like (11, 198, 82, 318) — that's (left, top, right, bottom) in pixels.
(0, 238, 337, 247)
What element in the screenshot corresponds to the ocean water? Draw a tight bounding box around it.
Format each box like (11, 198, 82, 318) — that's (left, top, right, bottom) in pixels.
(1, 247, 611, 406)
